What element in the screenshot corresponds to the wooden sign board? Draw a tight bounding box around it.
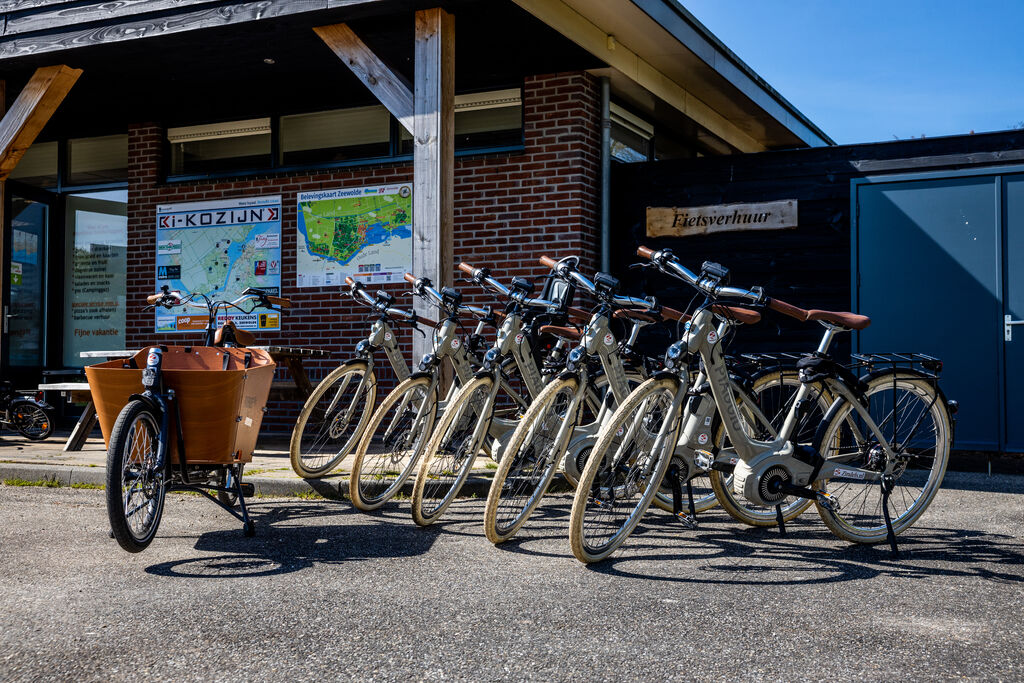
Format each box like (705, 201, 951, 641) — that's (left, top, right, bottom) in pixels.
(647, 200, 797, 237)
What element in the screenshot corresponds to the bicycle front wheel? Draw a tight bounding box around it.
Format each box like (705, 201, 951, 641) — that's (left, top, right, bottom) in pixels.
(289, 361, 376, 478)
(411, 375, 494, 526)
(106, 400, 166, 553)
(350, 375, 437, 511)
(484, 376, 578, 543)
(813, 373, 951, 543)
(569, 376, 682, 563)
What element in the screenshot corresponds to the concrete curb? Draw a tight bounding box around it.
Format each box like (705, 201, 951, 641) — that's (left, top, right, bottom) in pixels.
(0, 461, 500, 500)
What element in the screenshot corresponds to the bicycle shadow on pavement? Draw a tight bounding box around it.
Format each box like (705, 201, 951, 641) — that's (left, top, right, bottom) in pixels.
(583, 513, 1024, 587)
(144, 499, 440, 579)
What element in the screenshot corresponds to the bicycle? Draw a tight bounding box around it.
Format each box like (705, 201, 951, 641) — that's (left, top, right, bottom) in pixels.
(568, 247, 953, 562)
(409, 262, 577, 526)
(349, 274, 501, 510)
(87, 286, 290, 553)
(0, 381, 55, 440)
(289, 278, 434, 478)
(483, 255, 680, 543)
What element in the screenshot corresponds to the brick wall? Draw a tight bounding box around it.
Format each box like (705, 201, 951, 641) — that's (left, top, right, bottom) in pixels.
(125, 71, 600, 432)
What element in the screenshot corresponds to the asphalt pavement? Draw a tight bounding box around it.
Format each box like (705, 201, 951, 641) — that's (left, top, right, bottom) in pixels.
(2, 472, 1023, 681)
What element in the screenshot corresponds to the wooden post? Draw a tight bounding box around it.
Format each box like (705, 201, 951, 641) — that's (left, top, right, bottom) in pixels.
(412, 7, 454, 362)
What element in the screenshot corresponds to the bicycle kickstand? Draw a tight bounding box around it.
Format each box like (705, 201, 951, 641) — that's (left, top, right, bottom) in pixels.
(775, 504, 786, 537)
(667, 464, 698, 530)
(881, 474, 899, 557)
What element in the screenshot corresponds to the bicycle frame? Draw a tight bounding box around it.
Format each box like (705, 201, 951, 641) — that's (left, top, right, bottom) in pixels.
(682, 308, 898, 506)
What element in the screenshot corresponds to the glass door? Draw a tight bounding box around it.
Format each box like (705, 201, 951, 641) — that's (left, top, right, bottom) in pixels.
(3, 183, 52, 382)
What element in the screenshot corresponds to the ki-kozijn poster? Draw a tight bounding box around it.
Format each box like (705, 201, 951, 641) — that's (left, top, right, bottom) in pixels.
(296, 183, 412, 287)
(155, 195, 283, 333)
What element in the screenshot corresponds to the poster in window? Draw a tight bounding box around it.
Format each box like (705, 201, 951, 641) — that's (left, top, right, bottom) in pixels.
(295, 184, 412, 287)
(155, 195, 282, 332)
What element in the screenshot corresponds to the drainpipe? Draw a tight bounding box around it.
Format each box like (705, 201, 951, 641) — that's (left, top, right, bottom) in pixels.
(600, 76, 611, 274)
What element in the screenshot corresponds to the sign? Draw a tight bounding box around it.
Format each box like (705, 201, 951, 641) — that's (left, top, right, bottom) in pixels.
(296, 184, 412, 288)
(646, 200, 797, 237)
(155, 195, 282, 333)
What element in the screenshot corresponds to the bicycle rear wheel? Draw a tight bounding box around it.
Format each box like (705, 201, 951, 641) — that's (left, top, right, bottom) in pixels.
(569, 377, 682, 563)
(289, 361, 375, 478)
(484, 376, 578, 543)
(813, 373, 951, 543)
(11, 401, 55, 440)
(350, 375, 437, 511)
(106, 400, 166, 553)
(411, 376, 493, 526)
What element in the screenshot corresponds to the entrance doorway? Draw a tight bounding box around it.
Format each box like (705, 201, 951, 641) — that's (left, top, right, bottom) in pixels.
(853, 165, 1024, 451)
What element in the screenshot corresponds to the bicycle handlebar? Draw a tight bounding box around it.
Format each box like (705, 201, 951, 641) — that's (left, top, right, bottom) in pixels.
(458, 261, 559, 310)
(538, 255, 656, 312)
(636, 246, 764, 304)
(406, 272, 494, 322)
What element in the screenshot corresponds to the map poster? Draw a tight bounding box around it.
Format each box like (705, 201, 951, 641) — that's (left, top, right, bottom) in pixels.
(155, 195, 282, 333)
(296, 183, 412, 288)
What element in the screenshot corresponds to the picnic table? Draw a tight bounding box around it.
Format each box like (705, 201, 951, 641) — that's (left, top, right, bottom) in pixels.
(38, 346, 331, 452)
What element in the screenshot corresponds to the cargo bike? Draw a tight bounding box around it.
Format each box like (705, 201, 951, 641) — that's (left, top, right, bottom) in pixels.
(85, 286, 292, 553)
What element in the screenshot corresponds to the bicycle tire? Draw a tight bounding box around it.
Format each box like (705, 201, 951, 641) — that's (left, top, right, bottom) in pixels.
(350, 375, 437, 511)
(709, 372, 830, 526)
(813, 372, 951, 543)
(289, 361, 375, 479)
(106, 400, 166, 553)
(411, 375, 494, 526)
(569, 376, 682, 563)
(484, 376, 578, 543)
(11, 401, 55, 441)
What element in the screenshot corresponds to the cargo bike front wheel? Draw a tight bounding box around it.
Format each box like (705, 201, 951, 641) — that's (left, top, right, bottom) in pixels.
(106, 400, 167, 553)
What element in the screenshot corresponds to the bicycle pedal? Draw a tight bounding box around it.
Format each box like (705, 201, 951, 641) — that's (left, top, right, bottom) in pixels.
(693, 449, 714, 471)
(816, 491, 840, 512)
(240, 483, 255, 497)
(675, 512, 698, 530)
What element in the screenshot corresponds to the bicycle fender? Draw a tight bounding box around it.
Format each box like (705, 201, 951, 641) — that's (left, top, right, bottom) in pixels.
(651, 370, 681, 383)
(127, 393, 165, 417)
(556, 369, 579, 383)
(409, 371, 433, 382)
(10, 396, 53, 411)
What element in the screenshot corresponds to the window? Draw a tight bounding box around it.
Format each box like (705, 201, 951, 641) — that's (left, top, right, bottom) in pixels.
(610, 103, 653, 163)
(68, 134, 129, 185)
(281, 105, 390, 165)
(63, 190, 128, 367)
(168, 118, 272, 175)
(9, 140, 58, 188)
(401, 88, 523, 154)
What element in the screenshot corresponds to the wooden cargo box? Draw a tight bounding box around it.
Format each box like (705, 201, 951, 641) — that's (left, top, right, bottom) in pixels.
(84, 346, 275, 464)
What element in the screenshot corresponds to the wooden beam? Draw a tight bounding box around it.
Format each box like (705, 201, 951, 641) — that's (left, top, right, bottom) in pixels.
(412, 7, 454, 360)
(0, 65, 81, 180)
(313, 23, 414, 134)
(510, 0, 765, 153)
(4, 0, 222, 36)
(0, 0, 378, 60)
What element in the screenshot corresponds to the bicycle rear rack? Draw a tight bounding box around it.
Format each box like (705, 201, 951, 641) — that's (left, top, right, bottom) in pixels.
(849, 352, 943, 376)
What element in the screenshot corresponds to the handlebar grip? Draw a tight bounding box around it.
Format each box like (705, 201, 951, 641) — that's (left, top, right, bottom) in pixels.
(636, 246, 656, 259)
(344, 276, 356, 287)
(146, 293, 164, 304)
(404, 273, 417, 285)
(539, 255, 558, 269)
(458, 262, 475, 275)
(266, 295, 292, 309)
(767, 297, 809, 322)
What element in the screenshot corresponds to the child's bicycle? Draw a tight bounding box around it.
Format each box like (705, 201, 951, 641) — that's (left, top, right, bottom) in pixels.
(85, 286, 291, 553)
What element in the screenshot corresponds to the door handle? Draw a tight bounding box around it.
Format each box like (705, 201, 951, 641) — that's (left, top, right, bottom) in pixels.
(1005, 315, 1024, 341)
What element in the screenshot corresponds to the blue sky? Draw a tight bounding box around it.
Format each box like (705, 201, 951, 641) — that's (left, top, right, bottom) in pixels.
(681, 0, 1024, 144)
